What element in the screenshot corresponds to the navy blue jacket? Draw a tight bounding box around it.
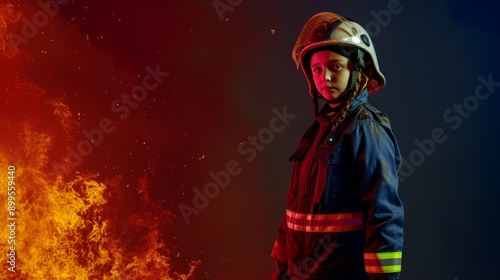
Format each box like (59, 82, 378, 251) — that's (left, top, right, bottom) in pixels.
(271, 90, 404, 280)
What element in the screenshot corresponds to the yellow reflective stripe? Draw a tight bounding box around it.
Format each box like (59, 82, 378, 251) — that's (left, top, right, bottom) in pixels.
(364, 252, 402, 273)
(286, 209, 364, 233)
(364, 252, 402, 260)
(365, 265, 401, 273)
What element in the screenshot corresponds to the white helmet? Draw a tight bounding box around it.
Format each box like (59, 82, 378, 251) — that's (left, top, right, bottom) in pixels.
(292, 12, 386, 97)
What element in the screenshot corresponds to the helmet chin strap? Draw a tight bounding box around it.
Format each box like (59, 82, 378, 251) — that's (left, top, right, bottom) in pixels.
(324, 93, 348, 105)
(323, 49, 366, 144)
(323, 49, 365, 105)
(346, 49, 365, 97)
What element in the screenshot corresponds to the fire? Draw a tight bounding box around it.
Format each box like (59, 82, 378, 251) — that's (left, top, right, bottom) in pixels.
(0, 3, 20, 59)
(0, 3, 200, 279)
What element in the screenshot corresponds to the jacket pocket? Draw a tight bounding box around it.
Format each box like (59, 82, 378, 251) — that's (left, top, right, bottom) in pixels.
(314, 142, 356, 208)
(314, 142, 343, 165)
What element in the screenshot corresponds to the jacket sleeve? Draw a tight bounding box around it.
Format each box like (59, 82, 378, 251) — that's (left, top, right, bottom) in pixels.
(271, 121, 319, 279)
(271, 214, 288, 279)
(350, 116, 404, 280)
(271, 214, 288, 264)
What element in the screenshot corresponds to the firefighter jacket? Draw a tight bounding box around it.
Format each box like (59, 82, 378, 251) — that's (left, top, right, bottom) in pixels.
(271, 89, 404, 280)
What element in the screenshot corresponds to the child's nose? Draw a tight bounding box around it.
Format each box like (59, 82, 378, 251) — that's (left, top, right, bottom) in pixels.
(323, 69, 333, 82)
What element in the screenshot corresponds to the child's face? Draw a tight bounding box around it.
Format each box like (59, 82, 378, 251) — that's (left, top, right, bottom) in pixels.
(310, 50, 353, 101)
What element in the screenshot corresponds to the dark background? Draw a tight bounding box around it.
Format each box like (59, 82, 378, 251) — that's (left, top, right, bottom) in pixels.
(3, 0, 500, 279)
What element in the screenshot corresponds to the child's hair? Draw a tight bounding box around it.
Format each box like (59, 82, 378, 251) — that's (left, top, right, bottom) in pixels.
(324, 71, 369, 144)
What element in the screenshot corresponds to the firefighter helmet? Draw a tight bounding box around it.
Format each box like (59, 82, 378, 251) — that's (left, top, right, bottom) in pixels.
(293, 12, 386, 97)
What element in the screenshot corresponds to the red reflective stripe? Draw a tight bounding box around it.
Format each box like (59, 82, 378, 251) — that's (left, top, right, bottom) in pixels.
(286, 210, 364, 232)
(365, 265, 384, 273)
(364, 252, 402, 273)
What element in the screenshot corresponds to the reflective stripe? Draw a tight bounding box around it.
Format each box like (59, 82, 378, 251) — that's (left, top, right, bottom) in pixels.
(364, 252, 402, 273)
(286, 209, 364, 232)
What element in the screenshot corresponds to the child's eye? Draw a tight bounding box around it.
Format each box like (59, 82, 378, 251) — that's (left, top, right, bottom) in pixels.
(326, 63, 343, 72)
(312, 67, 322, 73)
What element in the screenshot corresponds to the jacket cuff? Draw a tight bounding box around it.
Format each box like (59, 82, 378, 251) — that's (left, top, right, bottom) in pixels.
(364, 252, 402, 273)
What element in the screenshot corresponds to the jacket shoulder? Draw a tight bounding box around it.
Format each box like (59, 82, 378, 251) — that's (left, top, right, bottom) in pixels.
(354, 102, 392, 129)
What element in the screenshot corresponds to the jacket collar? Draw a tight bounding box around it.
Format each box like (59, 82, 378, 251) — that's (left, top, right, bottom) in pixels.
(316, 89, 369, 123)
(350, 88, 369, 109)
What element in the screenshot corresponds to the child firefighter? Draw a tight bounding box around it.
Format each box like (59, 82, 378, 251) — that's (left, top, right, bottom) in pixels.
(271, 12, 404, 280)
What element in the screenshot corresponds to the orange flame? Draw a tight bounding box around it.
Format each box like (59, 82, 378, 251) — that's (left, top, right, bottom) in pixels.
(0, 3, 21, 59)
(0, 4, 200, 279)
(0, 130, 200, 279)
